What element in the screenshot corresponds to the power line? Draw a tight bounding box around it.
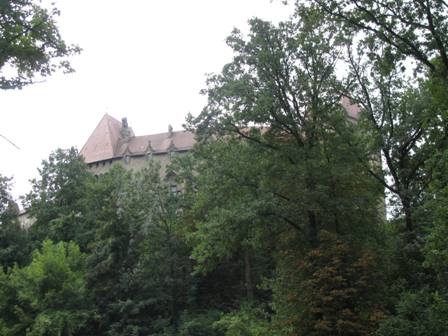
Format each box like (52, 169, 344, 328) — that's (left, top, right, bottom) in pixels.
(0, 134, 21, 150)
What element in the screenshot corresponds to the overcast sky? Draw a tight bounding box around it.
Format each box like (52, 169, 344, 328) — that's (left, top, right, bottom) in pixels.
(0, 0, 292, 201)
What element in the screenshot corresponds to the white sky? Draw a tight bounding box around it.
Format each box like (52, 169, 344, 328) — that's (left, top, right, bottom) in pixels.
(0, 0, 292, 201)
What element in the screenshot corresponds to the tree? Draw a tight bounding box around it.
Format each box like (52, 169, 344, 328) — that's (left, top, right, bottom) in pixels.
(116, 164, 193, 335)
(424, 149, 448, 287)
(345, 50, 445, 233)
(184, 6, 386, 334)
(181, 139, 281, 306)
(83, 165, 133, 335)
(302, 0, 448, 235)
(0, 240, 94, 336)
(272, 231, 386, 335)
(24, 147, 95, 249)
(0, 174, 29, 270)
(187, 6, 382, 247)
(296, 1, 448, 333)
(212, 304, 271, 336)
(375, 290, 448, 336)
(303, 0, 448, 79)
(0, 0, 80, 89)
(87, 163, 193, 335)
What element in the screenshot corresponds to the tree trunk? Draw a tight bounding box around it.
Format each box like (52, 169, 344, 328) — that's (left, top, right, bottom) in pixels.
(308, 210, 319, 248)
(401, 195, 413, 233)
(244, 248, 254, 302)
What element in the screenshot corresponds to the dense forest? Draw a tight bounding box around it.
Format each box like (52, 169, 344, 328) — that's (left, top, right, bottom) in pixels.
(1, 0, 448, 335)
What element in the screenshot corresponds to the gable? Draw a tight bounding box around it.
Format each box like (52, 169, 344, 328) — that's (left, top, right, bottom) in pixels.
(80, 114, 123, 164)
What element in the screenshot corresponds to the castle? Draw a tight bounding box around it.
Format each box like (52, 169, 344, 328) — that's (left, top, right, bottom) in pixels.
(18, 115, 195, 228)
(80, 114, 195, 177)
(80, 98, 359, 172)
(18, 100, 361, 228)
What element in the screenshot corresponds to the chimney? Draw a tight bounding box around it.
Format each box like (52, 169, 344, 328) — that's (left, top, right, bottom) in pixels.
(121, 117, 131, 138)
(168, 124, 173, 138)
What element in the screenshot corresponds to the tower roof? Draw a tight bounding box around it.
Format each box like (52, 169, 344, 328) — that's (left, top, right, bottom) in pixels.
(80, 114, 133, 163)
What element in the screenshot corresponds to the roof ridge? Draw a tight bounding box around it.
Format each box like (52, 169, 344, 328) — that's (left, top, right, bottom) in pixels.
(80, 114, 122, 163)
(80, 114, 108, 155)
(133, 129, 187, 138)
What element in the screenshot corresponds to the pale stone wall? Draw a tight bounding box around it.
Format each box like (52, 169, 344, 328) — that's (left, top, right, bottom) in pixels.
(18, 211, 36, 229)
(20, 152, 186, 229)
(87, 151, 187, 179)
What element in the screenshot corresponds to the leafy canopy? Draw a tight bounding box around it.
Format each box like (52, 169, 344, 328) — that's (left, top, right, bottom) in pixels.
(0, 0, 80, 89)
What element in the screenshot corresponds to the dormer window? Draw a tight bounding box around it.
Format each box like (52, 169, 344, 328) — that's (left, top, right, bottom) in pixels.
(170, 184, 178, 195)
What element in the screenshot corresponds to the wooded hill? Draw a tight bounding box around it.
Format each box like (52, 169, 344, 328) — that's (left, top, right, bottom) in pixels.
(1, 1, 448, 335)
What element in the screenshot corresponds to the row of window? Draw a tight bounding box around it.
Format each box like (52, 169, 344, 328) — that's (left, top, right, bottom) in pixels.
(88, 151, 182, 169)
(88, 159, 114, 169)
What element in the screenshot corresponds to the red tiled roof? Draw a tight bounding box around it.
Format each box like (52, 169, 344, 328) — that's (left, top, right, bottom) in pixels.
(80, 114, 196, 164)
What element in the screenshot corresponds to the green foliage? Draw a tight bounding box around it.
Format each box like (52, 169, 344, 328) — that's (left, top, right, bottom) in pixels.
(186, 140, 277, 273)
(303, 0, 448, 79)
(346, 43, 444, 232)
(0, 0, 80, 89)
(0, 240, 93, 336)
(0, 266, 30, 336)
(24, 147, 95, 249)
(187, 4, 382, 250)
(423, 148, 448, 286)
(87, 163, 193, 335)
(177, 310, 223, 336)
(183, 6, 385, 334)
(305, 0, 448, 235)
(271, 231, 387, 336)
(0, 175, 15, 218)
(0, 175, 30, 269)
(376, 290, 448, 336)
(213, 304, 271, 336)
(85, 165, 133, 334)
(1, 0, 446, 334)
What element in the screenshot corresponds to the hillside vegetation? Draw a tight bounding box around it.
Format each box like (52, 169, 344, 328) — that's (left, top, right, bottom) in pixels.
(1, 1, 448, 335)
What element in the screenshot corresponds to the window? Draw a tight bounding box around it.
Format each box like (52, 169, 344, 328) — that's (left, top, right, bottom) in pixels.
(170, 184, 178, 195)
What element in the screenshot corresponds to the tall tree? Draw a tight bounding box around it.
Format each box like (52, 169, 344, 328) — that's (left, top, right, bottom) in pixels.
(291, 0, 447, 234)
(185, 7, 386, 335)
(84, 165, 133, 335)
(87, 163, 193, 335)
(0, 0, 80, 89)
(181, 140, 278, 306)
(0, 240, 93, 336)
(271, 231, 386, 336)
(24, 147, 95, 249)
(0, 174, 29, 270)
(296, 1, 448, 333)
(303, 0, 448, 79)
(345, 47, 445, 233)
(188, 6, 382, 246)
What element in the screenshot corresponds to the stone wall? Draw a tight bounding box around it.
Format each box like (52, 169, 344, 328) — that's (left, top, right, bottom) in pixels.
(87, 151, 187, 177)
